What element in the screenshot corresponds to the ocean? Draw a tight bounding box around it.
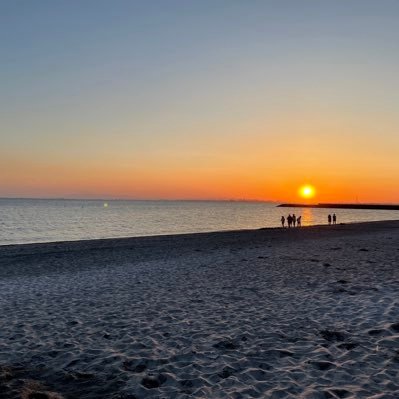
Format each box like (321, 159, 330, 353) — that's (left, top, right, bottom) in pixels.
(0, 198, 398, 246)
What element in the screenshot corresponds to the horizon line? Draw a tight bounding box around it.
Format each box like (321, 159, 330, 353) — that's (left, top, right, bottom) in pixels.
(1, 197, 399, 206)
(0, 196, 278, 203)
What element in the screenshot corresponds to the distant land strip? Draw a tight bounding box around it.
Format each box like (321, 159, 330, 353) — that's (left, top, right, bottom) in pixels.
(277, 203, 399, 210)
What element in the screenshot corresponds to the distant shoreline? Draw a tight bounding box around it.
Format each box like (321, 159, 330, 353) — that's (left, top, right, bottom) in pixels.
(0, 197, 274, 203)
(278, 203, 399, 210)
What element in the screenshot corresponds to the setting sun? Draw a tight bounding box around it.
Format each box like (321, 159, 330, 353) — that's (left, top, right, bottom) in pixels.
(299, 185, 316, 199)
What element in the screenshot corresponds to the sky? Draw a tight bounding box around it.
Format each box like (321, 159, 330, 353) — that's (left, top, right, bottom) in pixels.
(1, 1, 399, 202)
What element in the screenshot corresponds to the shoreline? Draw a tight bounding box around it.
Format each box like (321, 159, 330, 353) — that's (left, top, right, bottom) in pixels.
(1, 219, 398, 252)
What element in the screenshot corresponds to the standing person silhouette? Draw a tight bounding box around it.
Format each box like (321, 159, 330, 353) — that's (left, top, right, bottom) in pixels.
(328, 214, 332, 225)
(287, 214, 293, 228)
(281, 216, 285, 228)
(333, 214, 337, 224)
(292, 214, 297, 227)
(297, 215, 302, 227)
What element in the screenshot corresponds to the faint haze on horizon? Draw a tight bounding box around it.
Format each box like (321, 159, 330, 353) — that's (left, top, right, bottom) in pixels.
(1, 1, 399, 202)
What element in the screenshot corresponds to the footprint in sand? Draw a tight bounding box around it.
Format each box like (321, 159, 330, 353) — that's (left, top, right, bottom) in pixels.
(141, 374, 166, 389)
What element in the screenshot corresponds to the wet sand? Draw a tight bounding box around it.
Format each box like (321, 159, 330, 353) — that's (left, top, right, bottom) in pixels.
(1, 221, 399, 398)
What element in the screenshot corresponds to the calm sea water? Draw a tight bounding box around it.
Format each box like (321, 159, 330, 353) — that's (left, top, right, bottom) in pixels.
(0, 198, 398, 246)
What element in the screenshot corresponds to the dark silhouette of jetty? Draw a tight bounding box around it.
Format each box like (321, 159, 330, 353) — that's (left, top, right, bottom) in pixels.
(277, 203, 399, 210)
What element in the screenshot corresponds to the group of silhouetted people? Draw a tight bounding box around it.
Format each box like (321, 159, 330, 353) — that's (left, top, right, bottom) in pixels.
(281, 214, 301, 228)
(328, 213, 337, 225)
(280, 213, 337, 228)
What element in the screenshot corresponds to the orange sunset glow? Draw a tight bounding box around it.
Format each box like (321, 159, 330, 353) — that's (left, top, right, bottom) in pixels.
(1, 2, 399, 204)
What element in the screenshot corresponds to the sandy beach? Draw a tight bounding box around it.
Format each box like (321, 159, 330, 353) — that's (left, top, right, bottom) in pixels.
(1, 220, 399, 399)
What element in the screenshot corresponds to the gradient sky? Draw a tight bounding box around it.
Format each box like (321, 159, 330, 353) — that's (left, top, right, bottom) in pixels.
(1, 1, 399, 202)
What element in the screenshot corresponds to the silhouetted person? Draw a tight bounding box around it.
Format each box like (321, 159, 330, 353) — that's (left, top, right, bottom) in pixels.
(281, 216, 285, 228)
(333, 214, 337, 224)
(328, 214, 332, 225)
(297, 215, 302, 227)
(287, 214, 293, 228)
(292, 214, 297, 227)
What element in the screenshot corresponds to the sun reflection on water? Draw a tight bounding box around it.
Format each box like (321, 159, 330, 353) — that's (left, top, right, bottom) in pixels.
(301, 208, 314, 226)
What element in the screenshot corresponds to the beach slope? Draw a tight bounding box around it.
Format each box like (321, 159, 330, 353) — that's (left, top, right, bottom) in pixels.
(1, 221, 399, 398)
